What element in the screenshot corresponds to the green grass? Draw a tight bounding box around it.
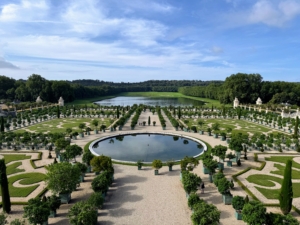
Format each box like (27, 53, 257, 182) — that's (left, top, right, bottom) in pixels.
(265, 156, 300, 169)
(5, 173, 46, 197)
(14, 117, 113, 134)
(67, 92, 226, 108)
(271, 164, 300, 179)
(184, 118, 272, 135)
(247, 174, 283, 187)
(6, 162, 24, 175)
(1, 154, 31, 164)
(255, 182, 300, 199)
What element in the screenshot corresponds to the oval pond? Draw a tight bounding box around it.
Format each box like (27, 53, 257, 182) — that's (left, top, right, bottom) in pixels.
(90, 133, 206, 163)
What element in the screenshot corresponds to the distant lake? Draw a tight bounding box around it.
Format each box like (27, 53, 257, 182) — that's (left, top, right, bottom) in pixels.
(94, 96, 204, 107)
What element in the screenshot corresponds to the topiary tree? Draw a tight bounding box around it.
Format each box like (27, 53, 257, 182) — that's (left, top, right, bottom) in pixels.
(213, 172, 225, 187)
(152, 159, 163, 173)
(187, 192, 203, 210)
(23, 197, 50, 225)
(0, 213, 7, 225)
(293, 116, 299, 138)
(91, 172, 110, 193)
(82, 150, 94, 166)
(211, 145, 227, 162)
(191, 201, 220, 225)
(87, 192, 104, 209)
(90, 155, 114, 174)
(242, 201, 266, 225)
(232, 196, 245, 212)
(182, 171, 202, 195)
(9, 218, 27, 225)
(68, 201, 97, 225)
(279, 159, 293, 215)
(217, 177, 231, 195)
(47, 194, 61, 217)
(0, 159, 11, 213)
(180, 156, 199, 171)
(61, 144, 83, 162)
(45, 162, 81, 195)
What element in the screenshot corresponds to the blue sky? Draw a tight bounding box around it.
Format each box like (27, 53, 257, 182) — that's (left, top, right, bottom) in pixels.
(0, 0, 300, 82)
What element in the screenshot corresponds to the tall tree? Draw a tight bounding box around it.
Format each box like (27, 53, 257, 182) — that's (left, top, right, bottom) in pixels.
(294, 116, 299, 138)
(0, 116, 4, 133)
(279, 159, 293, 215)
(0, 159, 11, 213)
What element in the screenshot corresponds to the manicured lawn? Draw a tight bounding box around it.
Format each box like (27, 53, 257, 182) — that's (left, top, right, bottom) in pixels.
(6, 162, 24, 175)
(265, 156, 300, 169)
(67, 92, 226, 108)
(246, 174, 283, 187)
(14, 118, 113, 134)
(1, 154, 31, 164)
(184, 118, 272, 135)
(255, 182, 300, 199)
(270, 164, 300, 179)
(5, 173, 47, 197)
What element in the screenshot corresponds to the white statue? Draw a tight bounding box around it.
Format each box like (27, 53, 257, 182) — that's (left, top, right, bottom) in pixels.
(36, 96, 42, 103)
(256, 97, 262, 105)
(58, 97, 64, 106)
(233, 97, 239, 108)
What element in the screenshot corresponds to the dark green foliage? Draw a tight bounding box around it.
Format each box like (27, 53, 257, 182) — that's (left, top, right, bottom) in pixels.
(188, 193, 204, 210)
(47, 194, 61, 211)
(56, 105, 60, 118)
(211, 145, 227, 161)
(279, 159, 293, 215)
(213, 172, 225, 187)
(294, 116, 299, 138)
(232, 196, 245, 211)
(90, 155, 114, 173)
(180, 156, 199, 171)
(23, 197, 50, 224)
(266, 213, 299, 225)
(0, 159, 11, 213)
(68, 201, 97, 225)
(82, 150, 94, 166)
(91, 172, 110, 193)
(148, 116, 150, 125)
(88, 192, 104, 209)
(182, 171, 202, 195)
(217, 177, 231, 195)
(242, 201, 266, 225)
(191, 201, 221, 225)
(0, 117, 4, 133)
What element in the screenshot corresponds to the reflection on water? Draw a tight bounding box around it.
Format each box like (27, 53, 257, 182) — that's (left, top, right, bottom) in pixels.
(95, 96, 204, 107)
(92, 134, 203, 162)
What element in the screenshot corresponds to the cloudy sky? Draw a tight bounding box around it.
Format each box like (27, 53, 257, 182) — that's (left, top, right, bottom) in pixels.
(0, 0, 300, 82)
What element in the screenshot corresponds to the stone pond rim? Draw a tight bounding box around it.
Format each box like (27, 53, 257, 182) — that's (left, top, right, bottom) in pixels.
(89, 131, 208, 164)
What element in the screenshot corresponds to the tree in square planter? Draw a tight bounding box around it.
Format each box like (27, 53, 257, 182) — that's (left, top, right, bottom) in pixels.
(137, 160, 143, 170)
(191, 201, 221, 225)
(82, 149, 94, 173)
(68, 201, 97, 225)
(180, 156, 199, 181)
(182, 171, 201, 197)
(166, 160, 175, 171)
(78, 123, 86, 137)
(46, 195, 61, 218)
(226, 152, 236, 167)
(207, 127, 212, 136)
(23, 197, 50, 225)
(229, 133, 248, 160)
(211, 145, 227, 170)
(213, 172, 225, 187)
(45, 162, 81, 204)
(74, 162, 88, 182)
(92, 119, 99, 134)
(242, 201, 266, 225)
(54, 137, 70, 159)
(202, 154, 218, 182)
(91, 171, 110, 195)
(198, 119, 205, 134)
(61, 144, 83, 163)
(212, 122, 220, 138)
(90, 155, 114, 176)
(87, 192, 105, 210)
(187, 192, 204, 210)
(232, 196, 245, 220)
(152, 159, 163, 175)
(220, 132, 226, 141)
(217, 177, 233, 205)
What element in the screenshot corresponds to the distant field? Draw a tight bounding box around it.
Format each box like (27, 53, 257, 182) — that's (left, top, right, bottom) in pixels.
(68, 92, 226, 108)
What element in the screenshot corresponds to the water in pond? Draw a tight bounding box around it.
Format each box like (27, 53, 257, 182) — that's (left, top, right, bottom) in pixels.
(94, 96, 204, 107)
(91, 133, 204, 162)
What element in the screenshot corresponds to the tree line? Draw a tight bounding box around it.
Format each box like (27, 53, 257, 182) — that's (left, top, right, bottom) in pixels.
(179, 73, 300, 106)
(0, 74, 222, 103)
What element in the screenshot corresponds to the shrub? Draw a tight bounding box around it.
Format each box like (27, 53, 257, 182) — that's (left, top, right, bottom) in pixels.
(232, 196, 245, 211)
(187, 193, 203, 210)
(191, 201, 220, 225)
(152, 159, 163, 170)
(88, 192, 104, 209)
(68, 201, 97, 225)
(213, 172, 225, 187)
(242, 201, 266, 225)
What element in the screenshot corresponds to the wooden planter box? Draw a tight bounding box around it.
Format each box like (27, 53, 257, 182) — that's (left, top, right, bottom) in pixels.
(199, 130, 204, 135)
(154, 169, 159, 175)
(235, 211, 242, 220)
(227, 161, 232, 167)
(59, 192, 71, 204)
(218, 162, 224, 170)
(49, 210, 57, 218)
(169, 166, 173, 171)
(222, 194, 233, 205)
(202, 166, 210, 174)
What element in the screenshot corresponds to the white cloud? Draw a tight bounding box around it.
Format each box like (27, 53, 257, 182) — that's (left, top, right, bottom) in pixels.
(248, 0, 300, 26)
(0, 0, 48, 22)
(211, 46, 223, 54)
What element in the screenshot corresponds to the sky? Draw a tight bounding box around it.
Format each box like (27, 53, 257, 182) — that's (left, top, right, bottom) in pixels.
(0, 0, 300, 82)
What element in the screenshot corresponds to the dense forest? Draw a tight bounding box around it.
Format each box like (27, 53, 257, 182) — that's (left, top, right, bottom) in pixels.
(0, 74, 222, 103)
(1, 73, 300, 106)
(179, 73, 300, 106)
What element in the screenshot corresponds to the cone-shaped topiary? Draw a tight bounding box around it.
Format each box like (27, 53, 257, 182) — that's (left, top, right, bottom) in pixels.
(0, 159, 11, 213)
(279, 159, 293, 215)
